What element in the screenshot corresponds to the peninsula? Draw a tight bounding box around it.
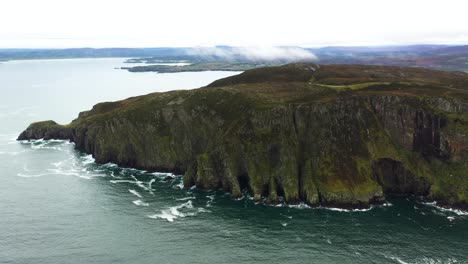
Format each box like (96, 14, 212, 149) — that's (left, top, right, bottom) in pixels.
(18, 63, 468, 209)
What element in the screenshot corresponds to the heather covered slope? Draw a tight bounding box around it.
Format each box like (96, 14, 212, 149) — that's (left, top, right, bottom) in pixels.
(18, 63, 468, 209)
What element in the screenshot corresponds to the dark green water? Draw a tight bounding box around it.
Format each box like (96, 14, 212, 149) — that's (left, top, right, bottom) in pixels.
(0, 59, 467, 264)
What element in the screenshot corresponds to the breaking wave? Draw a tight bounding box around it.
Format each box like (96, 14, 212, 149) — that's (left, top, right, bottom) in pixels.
(421, 201, 468, 216)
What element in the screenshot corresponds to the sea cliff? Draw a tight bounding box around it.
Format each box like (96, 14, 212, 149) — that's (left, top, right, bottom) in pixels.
(19, 63, 468, 209)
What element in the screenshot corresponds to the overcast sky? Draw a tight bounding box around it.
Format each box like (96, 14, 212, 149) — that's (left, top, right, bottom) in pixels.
(1, 0, 467, 48)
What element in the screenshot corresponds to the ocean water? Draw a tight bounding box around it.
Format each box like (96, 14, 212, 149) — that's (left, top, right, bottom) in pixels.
(0, 59, 467, 264)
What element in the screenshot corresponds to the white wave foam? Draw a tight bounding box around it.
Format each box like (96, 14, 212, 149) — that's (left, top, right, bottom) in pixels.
(46, 139, 69, 143)
(285, 202, 374, 212)
(173, 180, 184, 190)
(19, 139, 73, 151)
(288, 203, 311, 209)
(148, 200, 204, 222)
(206, 194, 215, 207)
(129, 189, 142, 198)
(17, 171, 94, 179)
(280, 213, 292, 219)
(176, 196, 196, 201)
(132, 200, 149, 206)
(81, 155, 95, 165)
(383, 254, 459, 264)
(110, 177, 154, 194)
(110, 180, 135, 184)
(103, 163, 118, 168)
(148, 210, 177, 222)
(421, 201, 468, 216)
(131, 175, 151, 192)
(153, 172, 175, 177)
(148, 179, 156, 189)
(197, 208, 211, 213)
(382, 202, 393, 207)
(324, 207, 372, 212)
(17, 172, 56, 178)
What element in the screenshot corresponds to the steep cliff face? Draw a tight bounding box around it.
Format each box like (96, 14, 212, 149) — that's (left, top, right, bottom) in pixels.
(18, 63, 468, 209)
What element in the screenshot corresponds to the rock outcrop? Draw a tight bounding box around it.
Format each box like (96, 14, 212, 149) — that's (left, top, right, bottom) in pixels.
(18, 63, 468, 209)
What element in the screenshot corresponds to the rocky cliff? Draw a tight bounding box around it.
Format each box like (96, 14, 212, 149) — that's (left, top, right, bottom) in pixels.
(18, 63, 468, 209)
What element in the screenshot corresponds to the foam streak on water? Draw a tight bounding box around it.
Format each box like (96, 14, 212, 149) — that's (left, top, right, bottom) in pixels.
(148, 200, 209, 222)
(129, 189, 143, 198)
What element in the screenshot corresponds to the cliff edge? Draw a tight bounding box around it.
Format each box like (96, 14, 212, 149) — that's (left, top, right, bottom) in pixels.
(18, 63, 468, 209)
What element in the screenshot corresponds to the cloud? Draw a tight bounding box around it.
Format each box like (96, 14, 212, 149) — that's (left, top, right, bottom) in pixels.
(186, 46, 317, 62)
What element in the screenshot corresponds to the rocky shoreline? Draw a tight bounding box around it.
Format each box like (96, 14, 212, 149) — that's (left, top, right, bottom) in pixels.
(18, 63, 468, 209)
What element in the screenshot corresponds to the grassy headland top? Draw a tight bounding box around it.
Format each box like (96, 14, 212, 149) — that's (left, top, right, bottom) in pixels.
(19, 63, 468, 209)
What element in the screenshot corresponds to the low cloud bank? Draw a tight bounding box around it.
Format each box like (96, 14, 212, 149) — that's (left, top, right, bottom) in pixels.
(186, 46, 317, 62)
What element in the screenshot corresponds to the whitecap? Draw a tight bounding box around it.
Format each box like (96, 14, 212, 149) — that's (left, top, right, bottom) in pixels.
(148, 211, 177, 222)
(132, 200, 149, 206)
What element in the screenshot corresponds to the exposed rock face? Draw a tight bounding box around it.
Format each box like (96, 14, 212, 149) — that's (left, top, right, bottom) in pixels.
(18, 120, 71, 140)
(18, 63, 468, 209)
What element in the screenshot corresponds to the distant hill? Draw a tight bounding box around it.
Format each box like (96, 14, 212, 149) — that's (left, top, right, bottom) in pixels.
(2, 45, 468, 72)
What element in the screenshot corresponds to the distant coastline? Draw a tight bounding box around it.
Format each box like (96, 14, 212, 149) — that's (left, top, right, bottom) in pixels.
(2, 45, 468, 73)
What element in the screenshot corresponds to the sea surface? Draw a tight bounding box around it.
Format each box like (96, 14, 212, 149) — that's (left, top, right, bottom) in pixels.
(0, 58, 467, 264)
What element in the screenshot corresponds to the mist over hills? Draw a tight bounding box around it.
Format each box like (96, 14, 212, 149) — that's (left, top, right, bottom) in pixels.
(1, 45, 468, 71)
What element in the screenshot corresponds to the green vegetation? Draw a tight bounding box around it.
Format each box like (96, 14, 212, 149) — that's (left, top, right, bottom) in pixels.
(18, 63, 468, 209)
(123, 61, 279, 73)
